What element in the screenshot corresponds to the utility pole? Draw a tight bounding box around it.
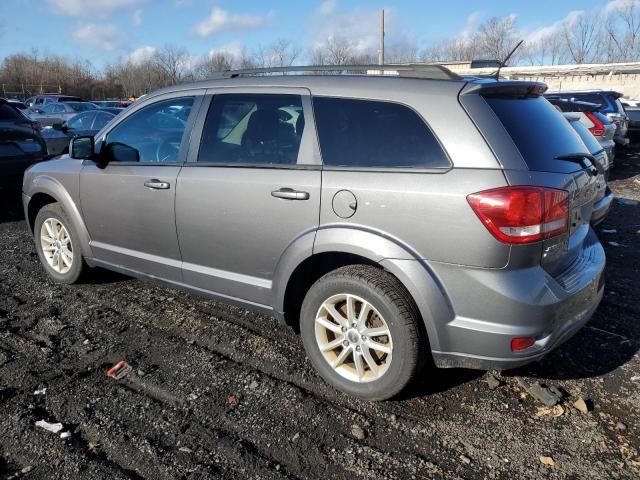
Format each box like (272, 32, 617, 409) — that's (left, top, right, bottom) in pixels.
(378, 9, 385, 65)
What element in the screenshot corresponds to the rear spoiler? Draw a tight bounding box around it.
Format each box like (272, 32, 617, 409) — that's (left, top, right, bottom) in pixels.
(460, 81, 548, 99)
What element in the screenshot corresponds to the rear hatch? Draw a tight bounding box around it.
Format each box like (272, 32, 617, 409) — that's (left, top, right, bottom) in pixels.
(461, 82, 600, 277)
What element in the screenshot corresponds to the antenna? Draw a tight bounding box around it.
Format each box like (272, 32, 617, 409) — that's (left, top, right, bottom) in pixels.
(495, 40, 524, 80)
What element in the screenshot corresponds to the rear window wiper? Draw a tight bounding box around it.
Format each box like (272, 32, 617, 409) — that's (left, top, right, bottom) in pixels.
(555, 153, 604, 175)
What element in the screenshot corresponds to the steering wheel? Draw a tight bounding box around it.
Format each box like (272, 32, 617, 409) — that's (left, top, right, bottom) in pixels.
(155, 137, 181, 162)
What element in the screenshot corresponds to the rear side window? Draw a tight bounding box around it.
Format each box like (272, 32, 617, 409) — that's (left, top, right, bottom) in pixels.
(313, 97, 449, 169)
(485, 96, 590, 173)
(198, 94, 305, 166)
(0, 103, 23, 121)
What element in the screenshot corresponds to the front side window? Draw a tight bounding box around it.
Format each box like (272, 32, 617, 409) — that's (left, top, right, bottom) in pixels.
(103, 96, 194, 163)
(313, 97, 449, 169)
(198, 94, 305, 166)
(41, 104, 56, 113)
(67, 112, 94, 130)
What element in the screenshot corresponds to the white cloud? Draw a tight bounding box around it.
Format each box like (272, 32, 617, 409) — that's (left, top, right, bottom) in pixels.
(310, 7, 415, 56)
(132, 9, 142, 26)
(458, 11, 483, 40)
(72, 23, 128, 51)
(209, 41, 246, 59)
(604, 0, 640, 14)
(526, 10, 583, 43)
(125, 45, 156, 64)
(316, 0, 337, 16)
(194, 7, 274, 37)
(49, 0, 145, 16)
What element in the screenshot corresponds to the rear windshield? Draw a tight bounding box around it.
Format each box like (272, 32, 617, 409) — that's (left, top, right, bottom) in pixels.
(485, 96, 590, 173)
(569, 120, 602, 154)
(0, 103, 23, 121)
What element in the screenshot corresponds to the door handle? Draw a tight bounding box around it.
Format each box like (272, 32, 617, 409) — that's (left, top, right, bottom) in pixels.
(271, 188, 310, 200)
(144, 179, 170, 190)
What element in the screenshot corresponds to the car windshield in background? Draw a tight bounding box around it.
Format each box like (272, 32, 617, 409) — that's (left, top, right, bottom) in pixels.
(68, 102, 98, 112)
(484, 96, 590, 173)
(0, 102, 24, 121)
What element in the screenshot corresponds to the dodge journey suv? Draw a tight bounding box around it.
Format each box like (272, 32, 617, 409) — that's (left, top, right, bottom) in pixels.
(22, 65, 605, 400)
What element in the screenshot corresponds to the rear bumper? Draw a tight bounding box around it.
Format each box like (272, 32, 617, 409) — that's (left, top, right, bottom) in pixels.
(591, 190, 614, 226)
(428, 229, 605, 370)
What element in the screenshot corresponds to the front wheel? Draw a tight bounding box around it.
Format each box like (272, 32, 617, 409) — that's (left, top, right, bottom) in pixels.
(34, 202, 85, 284)
(300, 265, 424, 400)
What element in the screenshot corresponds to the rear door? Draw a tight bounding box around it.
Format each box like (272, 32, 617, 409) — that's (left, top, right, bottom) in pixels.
(175, 88, 321, 306)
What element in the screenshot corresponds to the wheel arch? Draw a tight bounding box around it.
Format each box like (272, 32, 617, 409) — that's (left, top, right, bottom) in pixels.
(25, 176, 93, 258)
(273, 226, 453, 352)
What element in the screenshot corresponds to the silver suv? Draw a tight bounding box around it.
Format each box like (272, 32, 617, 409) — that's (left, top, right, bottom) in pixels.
(22, 65, 606, 400)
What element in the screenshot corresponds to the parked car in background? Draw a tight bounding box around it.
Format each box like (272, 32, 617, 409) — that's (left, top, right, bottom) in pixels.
(563, 114, 612, 226)
(0, 99, 47, 190)
(546, 97, 616, 166)
(91, 100, 132, 109)
(22, 68, 606, 400)
(625, 106, 640, 143)
(24, 94, 84, 112)
(6, 99, 31, 116)
(41, 109, 118, 156)
(620, 98, 640, 108)
(30, 102, 99, 128)
(546, 90, 629, 147)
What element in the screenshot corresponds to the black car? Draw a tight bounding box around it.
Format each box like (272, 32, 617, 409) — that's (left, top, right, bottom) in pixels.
(0, 99, 47, 190)
(41, 109, 118, 156)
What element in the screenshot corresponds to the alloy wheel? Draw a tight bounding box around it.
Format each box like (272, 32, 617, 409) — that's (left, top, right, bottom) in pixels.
(314, 293, 393, 383)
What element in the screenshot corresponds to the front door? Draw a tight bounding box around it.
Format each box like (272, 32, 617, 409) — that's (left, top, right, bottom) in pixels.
(176, 90, 321, 306)
(80, 94, 200, 280)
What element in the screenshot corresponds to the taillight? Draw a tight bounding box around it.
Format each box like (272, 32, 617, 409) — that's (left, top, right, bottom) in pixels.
(467, 186, 569, 244)
(511, 336, 536, 351)
(585, 112, 605, 136)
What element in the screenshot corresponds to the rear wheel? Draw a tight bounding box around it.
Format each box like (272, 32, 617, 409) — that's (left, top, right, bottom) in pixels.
(34, 203, 85, 284)
(300, 265, 424, 400)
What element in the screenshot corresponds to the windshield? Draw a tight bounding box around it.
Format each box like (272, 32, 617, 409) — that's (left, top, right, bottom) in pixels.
(68, 102, 98, 112)
(484, 96, 590, 173)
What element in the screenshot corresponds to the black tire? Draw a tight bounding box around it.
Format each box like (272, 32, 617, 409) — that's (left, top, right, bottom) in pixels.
(300, 265, 424, 401)
(34, 202, 85, 284)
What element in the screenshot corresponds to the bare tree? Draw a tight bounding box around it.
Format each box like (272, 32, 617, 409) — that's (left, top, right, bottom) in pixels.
(153, 45, 191, 85)
(604, 0, 640, 62)
(564, 13, 600, 64)
(266, 38, 302, 67)
(475, 16, 519, 63)
(195, 52, 233, 78)
(524, 31, 567, 65)
(420, 37, 477, 62)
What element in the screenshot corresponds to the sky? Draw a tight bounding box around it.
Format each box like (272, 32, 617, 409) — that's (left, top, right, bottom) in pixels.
(0, 0, 626, 69)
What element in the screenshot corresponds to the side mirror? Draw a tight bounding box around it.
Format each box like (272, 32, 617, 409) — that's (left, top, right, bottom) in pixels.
(52, 122, 66, 131)
(69, 136, 94, 159)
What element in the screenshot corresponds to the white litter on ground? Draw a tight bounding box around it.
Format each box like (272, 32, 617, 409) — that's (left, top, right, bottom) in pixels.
(35, 420, 64, 433)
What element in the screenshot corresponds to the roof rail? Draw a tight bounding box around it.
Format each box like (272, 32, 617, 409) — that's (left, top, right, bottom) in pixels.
(211, 64, 459, 81)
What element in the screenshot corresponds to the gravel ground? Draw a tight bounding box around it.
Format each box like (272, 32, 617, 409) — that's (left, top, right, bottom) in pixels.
(0, 151, 639, 480)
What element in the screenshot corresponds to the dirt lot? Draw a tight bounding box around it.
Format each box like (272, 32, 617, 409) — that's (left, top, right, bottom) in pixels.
(1, 153, 639, 480)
